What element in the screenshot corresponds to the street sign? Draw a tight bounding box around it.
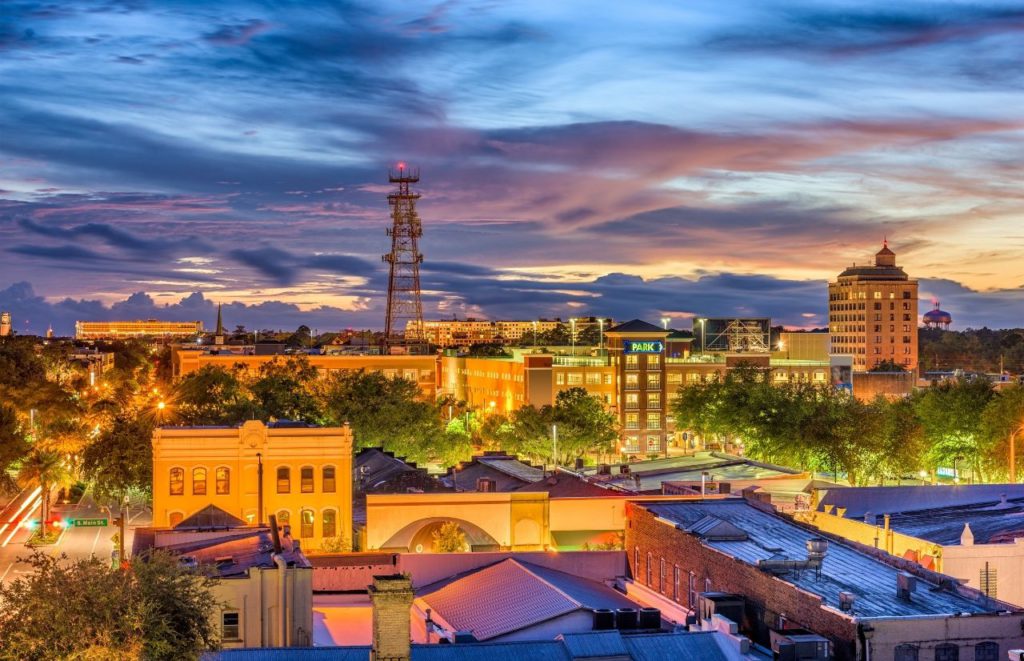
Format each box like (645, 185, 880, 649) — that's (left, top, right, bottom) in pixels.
(72, 518, 108, 527)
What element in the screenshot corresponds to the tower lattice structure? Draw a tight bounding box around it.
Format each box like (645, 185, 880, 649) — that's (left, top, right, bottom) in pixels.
(382, 164, 427, 353)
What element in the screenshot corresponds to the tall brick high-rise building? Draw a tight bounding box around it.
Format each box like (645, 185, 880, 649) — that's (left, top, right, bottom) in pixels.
(829, 241, 918, 373)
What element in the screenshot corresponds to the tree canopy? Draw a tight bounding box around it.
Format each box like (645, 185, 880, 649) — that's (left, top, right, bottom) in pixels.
(0, 551, 221, 661)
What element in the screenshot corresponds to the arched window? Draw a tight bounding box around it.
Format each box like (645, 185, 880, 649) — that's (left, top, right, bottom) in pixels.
(192, 467, 207, 495)
(169, 511, 184, 527)
(893, 644, 918, 661)
(935, 643, 959, 661)
(322, 466, 336, 493)
(215, 467, 230, 495)
(301, 466, 314, 493)
(322, 509, 337, 538)
(277, 467, 290, 493)
(300, 510, 314, 539)
(975, 642, 999, 661)
(169, 468, 184, 496)
(276, 510, 290, 531)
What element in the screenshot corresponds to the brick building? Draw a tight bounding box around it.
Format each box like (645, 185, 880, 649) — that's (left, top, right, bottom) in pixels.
(625, 498, 1024, 661)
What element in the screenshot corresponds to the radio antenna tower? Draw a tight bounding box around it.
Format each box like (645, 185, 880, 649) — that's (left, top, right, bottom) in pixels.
(382, 163, 427, 354)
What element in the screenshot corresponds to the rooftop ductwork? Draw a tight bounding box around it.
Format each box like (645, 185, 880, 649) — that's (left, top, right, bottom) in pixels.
(757, 538, 829, 579)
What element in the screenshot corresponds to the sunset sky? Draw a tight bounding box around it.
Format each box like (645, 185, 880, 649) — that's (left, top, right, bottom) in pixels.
(2, 0, 1023, 335)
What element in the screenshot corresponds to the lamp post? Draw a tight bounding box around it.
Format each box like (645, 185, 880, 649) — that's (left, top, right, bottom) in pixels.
(552, 424, 558, 469)
(598, 318, 605, 350)
(533, 320, 538, 346)
(1010, 423, 1024, 483)
(697, 318, 706, 357)
(661, 317, 670, 330)
(570, 318, 577, 356)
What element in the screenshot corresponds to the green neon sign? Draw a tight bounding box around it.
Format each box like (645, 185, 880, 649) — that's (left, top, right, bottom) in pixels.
(624, 340, 663, 354)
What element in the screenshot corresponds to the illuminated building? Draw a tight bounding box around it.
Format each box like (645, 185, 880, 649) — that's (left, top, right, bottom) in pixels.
(828, 241, 919, 372)
(605, 320, 670, 455)
(133, 505, 313, 648)
(0, 311, 10, 337)
(407, 319, 564, 347)
(171, 347, 438, 400)
(151, 420, 354, 552)
(75, 319, 203, 340)
(440, 321, 842, 456)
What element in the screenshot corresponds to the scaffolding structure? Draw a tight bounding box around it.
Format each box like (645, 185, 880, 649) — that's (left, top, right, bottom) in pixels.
(704, 318, 770, 353)
(382, 164, 427, 354)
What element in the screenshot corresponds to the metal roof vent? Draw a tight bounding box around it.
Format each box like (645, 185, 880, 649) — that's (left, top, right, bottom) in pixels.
(839, 592, 856, 612)
(897, 572, 917, 601)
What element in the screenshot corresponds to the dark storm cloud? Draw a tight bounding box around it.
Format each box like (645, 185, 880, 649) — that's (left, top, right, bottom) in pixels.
(228, 247, 377, 286)
(8, 244, 107, 261)
(708, 4, 1024, 57)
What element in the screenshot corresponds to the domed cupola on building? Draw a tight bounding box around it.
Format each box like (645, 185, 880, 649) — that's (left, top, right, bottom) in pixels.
(923, 301, 952, 330)
(829, 239, 919, 372)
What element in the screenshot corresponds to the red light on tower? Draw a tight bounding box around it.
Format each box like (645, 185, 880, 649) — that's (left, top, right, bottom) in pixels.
(397, 161, 406, 171)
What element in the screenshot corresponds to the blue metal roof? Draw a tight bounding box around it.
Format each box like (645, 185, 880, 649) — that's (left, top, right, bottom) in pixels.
(642, 500, 1010, 619)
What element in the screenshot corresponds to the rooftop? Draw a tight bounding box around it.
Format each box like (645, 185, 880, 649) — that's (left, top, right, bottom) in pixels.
(583, 452, 801, 493)
(817, 485, 1024, 520)
(515, 472, 620, 498)
(606, 319, 666, 334)
(641, 499, 1013, 619)
(417, 558, 637, 641)
(818, 485, 1024, 546)
(204, 629, 765, 660)
(139, 527, 310, 578)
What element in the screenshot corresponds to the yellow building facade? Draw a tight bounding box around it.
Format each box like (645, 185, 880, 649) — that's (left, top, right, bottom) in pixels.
(75, 319, 203, 339)
(152, 420, 354, 552)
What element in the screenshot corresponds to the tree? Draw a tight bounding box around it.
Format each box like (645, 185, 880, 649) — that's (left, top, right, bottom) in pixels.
(0, 551, 221, 661)
(549, 388, 618, 461)
(869, 359, 907, 373)
(432, 521, 467, 552)
(317, 370, 442, 463)
(0, 403, 29, 493)
(173, 365, 253, 425)
(915, 378, 995, 481)
(535, 323, 570, 346)
(83, 414, 155, 502)
(247, 357, 321, 423)
(17, 449, 71, 534)
(980, 385, 1024, 481)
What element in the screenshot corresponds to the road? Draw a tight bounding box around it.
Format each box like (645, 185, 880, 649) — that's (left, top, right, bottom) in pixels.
(0, 486, 152, 585)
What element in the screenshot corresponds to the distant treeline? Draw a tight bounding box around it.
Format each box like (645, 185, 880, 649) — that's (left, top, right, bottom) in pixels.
(919, 327, 1024, 373)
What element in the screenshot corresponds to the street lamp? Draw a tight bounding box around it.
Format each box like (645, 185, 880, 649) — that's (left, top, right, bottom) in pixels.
(598, 318, 605, 350)
(697, 318, 706, 357)
(551, 424, 558, 469)
(661, 317, 670, 330)
(1009, 422, 1024, 483)
(570, 318, 577, 356)
(533, 320, 538, 346)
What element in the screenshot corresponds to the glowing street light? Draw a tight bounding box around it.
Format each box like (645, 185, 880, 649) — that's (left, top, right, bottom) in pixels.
(598, 318, 605, 349)
(570, 318, 577, 356)
(661, 317, 670, 330)
(697, 318, 707, 357)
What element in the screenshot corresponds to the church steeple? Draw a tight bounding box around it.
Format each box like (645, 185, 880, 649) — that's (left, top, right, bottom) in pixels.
(214, 303, 225, 346)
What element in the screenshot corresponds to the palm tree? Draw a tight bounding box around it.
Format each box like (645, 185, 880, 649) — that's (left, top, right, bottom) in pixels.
(18, 450, 71, 534)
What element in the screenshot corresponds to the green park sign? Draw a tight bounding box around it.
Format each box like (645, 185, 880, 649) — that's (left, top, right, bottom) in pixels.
(624, 340, 663, 354)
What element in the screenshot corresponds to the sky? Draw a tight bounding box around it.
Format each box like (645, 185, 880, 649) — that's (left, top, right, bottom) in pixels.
(2, 0, 1023, 335)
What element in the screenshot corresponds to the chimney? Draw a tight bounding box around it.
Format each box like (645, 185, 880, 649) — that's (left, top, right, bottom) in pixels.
(369, 574, 414, 661)
(896, 572, 917, 601)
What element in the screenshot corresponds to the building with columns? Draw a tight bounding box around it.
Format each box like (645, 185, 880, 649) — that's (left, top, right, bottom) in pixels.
(828, 241, 919, 372)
